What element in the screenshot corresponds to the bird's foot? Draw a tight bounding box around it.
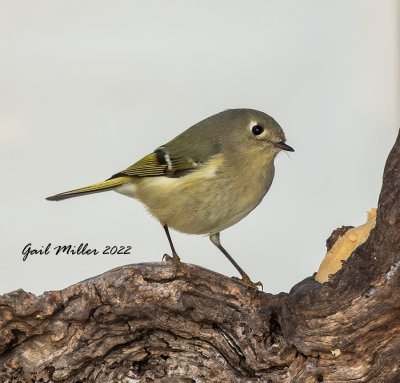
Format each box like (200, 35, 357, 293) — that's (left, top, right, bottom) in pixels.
(162, 252, 189, 278)
(232, 275, 263, 291)
(162, 252, 181, 263)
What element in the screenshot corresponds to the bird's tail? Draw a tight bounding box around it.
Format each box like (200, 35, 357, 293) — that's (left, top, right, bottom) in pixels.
(46, 176, 131, 201)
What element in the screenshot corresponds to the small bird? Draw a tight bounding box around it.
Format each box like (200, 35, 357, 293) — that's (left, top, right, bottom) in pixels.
(47, 109, 294, 288)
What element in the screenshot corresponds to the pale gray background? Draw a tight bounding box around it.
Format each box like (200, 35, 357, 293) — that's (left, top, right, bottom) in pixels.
(1, 1, 399, 295)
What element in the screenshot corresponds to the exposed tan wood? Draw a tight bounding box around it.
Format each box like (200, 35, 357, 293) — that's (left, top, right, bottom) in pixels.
(315, 208, 376, 283)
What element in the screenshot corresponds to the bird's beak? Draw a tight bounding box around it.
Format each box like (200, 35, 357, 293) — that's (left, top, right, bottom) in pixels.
(274, 141, 294, 152)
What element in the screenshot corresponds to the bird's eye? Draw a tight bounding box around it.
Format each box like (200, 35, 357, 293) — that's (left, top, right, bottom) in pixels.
(251, 125, 264, 136)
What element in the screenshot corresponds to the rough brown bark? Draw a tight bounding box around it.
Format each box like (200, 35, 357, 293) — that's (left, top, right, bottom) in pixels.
(1, 130, 400, 383)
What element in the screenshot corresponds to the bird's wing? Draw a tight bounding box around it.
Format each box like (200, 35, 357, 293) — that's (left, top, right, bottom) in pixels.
(112, 123, 221, 179)
(111, 147, 198, 178)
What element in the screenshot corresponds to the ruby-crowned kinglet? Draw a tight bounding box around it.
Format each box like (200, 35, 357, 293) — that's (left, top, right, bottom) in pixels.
(47, 109, 294, 288)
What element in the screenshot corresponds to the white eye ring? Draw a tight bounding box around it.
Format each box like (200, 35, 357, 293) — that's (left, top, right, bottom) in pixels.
(249, 121, 266, 137)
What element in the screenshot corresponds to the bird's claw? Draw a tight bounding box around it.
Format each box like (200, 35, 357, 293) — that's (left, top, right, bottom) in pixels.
(162, 252, 181, 263)
(162, 252, 189, 278)
(232, 275, 263, 291)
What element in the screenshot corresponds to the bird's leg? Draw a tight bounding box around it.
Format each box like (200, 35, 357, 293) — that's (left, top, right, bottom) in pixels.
(162, 224, 184, 262)
(162, 225, 180, 262)
(209, 232, 263, 290)
(162, 225, 189, 278)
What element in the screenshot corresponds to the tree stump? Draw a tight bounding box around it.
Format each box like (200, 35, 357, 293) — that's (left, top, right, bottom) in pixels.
(1, 130, 399, 383)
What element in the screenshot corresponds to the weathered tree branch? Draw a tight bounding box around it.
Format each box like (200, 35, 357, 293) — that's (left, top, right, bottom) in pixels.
(1, 130, 400, 382)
